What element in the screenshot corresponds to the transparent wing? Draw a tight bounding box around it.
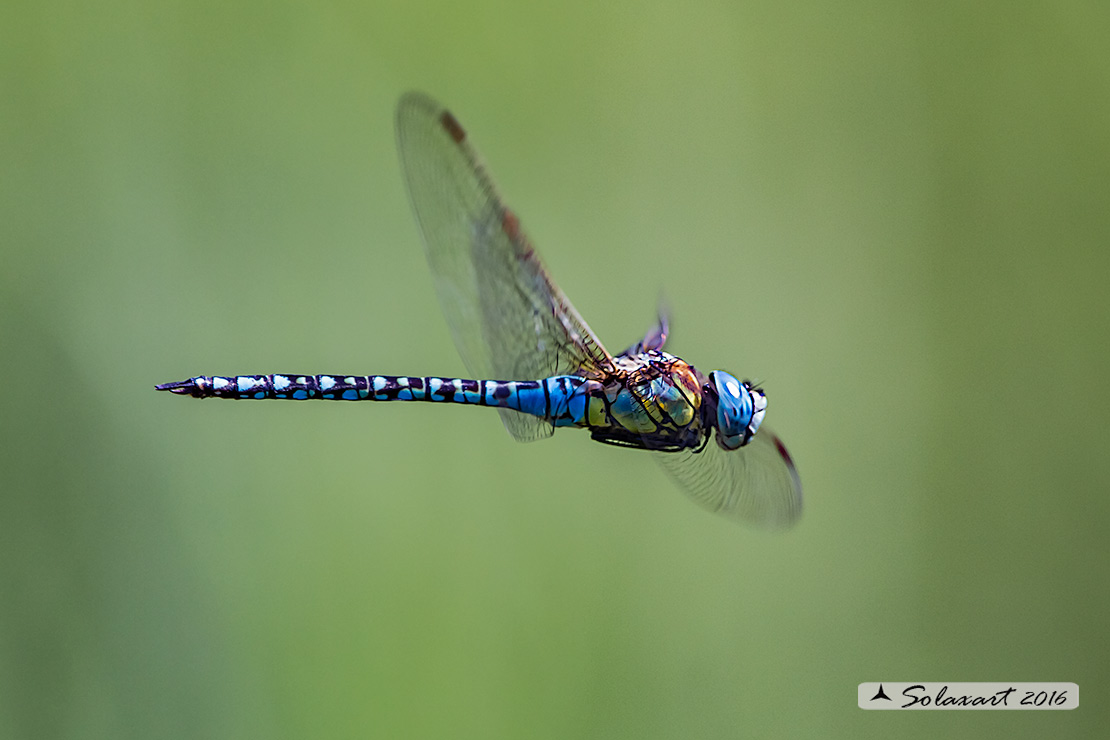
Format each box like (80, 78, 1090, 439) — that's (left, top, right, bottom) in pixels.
(396, 92, 613, 441)
(654, 429, 803, 528)
(618, 311, 669, 357)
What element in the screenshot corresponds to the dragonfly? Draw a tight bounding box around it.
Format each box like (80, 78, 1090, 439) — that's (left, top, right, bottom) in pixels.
(157, 92, 802, 528)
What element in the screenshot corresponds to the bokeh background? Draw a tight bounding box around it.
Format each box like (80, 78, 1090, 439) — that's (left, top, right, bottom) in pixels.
(3, 2, 1108, 738)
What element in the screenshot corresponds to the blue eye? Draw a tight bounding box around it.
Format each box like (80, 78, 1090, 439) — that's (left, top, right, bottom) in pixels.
(710, 371, 766, 450)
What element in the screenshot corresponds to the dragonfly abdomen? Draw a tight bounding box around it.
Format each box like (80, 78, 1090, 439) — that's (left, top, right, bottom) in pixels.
(155, 373, 596, 424)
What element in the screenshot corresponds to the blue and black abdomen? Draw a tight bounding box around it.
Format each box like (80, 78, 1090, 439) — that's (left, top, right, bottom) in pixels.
(155, 373, 594, 427)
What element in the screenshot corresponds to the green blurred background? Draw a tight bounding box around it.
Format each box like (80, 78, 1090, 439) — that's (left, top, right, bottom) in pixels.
(3, 1, 1108, 738)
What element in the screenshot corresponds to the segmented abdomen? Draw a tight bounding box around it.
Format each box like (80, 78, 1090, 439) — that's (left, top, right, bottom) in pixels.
(156, 373, 596, 427)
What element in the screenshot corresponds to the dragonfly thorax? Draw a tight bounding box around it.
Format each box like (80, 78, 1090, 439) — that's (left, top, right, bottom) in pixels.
(581, 351, 707, 450)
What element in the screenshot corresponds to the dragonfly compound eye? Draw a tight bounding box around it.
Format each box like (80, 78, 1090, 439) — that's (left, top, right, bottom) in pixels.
(710, 370, 760, 450)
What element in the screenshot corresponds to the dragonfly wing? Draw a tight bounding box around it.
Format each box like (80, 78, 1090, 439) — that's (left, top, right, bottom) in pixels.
(654, 429, 803, 528)
(396, 92, 612, 441)
(618, 311, 669, 357)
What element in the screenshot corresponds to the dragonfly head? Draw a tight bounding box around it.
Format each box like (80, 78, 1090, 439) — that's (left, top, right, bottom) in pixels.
(708, 371, 765, 450)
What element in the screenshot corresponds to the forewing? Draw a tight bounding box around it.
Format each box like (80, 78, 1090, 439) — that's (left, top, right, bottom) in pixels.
(396, 92, 612, 440)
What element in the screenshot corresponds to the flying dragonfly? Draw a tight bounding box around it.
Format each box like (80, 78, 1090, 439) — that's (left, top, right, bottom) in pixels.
(158, 92, 802, 528)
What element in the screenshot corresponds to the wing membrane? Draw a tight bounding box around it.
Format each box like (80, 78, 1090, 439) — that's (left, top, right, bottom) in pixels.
(396, 92, 612, 440)
(654, 429, 803, 528)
